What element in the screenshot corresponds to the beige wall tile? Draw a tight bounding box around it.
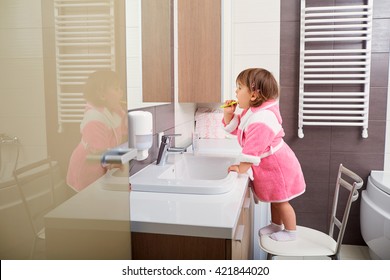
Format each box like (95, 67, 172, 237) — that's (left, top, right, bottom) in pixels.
(0, 29, 43, 58)
(0, 0, 46, 167)
(0, 0, 42, 28)
(0, 89, 45, 117)
(0, 58, 44, 89)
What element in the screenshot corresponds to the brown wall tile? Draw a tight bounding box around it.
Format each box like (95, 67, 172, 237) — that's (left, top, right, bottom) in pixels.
(155, 103, 175, 133)
(280, 21, 299, 54)
(369, 87, 388, 121)
(280, 0, 301, 22)
(330, 122, 386, 154)
(370, 53, 390, 87)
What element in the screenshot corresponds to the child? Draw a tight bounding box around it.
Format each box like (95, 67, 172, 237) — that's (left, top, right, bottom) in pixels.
(223, 68, 305, 241)
(66, 70, 128, 192)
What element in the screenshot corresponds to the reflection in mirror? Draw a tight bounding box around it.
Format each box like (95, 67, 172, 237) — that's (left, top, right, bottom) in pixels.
(66, 70, 128, 192)
(0, 0, 131, 260)
(125, 0, 173, 110)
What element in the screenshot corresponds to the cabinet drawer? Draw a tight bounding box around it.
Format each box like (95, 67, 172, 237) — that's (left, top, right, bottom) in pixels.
(231, 187, 253, 259)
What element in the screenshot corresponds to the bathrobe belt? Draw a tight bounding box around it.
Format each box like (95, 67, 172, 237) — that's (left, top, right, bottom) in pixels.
(259, 139, 284, 160)
(245, 140, 284, 180)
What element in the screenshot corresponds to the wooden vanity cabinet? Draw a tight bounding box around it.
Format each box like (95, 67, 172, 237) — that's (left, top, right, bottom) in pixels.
(131, 188, 253, 260)
(230, 187, 253, 260)
(177, 0, 221, 103)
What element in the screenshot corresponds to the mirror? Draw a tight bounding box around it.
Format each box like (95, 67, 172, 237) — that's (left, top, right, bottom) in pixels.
(125, 0, 173, 110)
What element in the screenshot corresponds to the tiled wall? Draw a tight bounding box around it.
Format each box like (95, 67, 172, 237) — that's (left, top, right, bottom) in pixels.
(125, 0, 144, 110)
(0, 0, 48, 169)
(231, 0, 280, 87)
(385, 53, 390, 170)
(280, 0, 390, 245)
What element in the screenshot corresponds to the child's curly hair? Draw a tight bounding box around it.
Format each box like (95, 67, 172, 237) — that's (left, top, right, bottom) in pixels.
(236, 68, 279, 107)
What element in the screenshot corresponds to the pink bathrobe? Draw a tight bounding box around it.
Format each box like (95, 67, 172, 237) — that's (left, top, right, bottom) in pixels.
(66, 104, 127, 192)
(223, 100, 305, 202)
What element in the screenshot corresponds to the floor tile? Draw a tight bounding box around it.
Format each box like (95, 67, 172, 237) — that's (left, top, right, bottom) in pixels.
(340, 245, 371, 260)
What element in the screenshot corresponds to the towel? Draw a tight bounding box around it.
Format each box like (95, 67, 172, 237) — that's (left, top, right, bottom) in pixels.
(195, 108, 227, 139)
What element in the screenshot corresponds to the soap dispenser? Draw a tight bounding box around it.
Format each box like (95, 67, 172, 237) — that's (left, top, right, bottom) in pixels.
(128, 111, 153, 160)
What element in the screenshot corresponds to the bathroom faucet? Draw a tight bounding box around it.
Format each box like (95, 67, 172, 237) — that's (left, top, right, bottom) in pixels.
(156, 134, 185, 166)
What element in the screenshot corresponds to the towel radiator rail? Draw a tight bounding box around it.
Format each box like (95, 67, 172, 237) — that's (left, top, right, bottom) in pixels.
(298, 0, 373, 138)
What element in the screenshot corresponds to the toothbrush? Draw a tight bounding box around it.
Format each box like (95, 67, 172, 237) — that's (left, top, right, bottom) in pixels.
(220, 101, 237, 108)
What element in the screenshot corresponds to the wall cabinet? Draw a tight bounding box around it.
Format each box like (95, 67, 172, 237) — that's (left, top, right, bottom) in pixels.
(142, 0, 173, 103)
(131, 188, 253, 260)
(178, 0, 221, 103)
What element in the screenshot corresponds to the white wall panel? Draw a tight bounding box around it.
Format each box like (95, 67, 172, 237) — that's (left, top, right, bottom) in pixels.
(233, 0, 280, 23)
(234, 22, 280, 55)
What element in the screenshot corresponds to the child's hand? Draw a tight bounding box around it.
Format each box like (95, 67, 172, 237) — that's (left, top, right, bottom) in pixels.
(228, 162, 252, 174)
(222, 100, 237, 125)
(228, 165, 240, 173)
(222, 100, 237, 114)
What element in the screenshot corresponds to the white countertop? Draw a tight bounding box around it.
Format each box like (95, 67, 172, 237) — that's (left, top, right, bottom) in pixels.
(45, 138, 248, 239)
(130, 174, 248, 238)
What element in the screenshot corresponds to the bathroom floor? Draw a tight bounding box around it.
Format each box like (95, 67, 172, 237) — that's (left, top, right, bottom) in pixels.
(275, 245, 371, 260)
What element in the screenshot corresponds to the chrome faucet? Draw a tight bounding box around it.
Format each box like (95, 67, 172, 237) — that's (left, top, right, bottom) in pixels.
(156, 134, 186, 166)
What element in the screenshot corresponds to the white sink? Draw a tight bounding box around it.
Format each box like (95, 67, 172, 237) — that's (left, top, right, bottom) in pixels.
(129, 153, 238, 194)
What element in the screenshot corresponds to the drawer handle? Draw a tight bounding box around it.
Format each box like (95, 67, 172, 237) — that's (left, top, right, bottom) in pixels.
(234, 225, 245, 242)
(243, 197, 251, 210)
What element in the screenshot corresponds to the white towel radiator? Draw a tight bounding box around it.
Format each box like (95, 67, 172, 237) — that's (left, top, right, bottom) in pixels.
(54, 0, 116, 132)
(298, 0, 373, 138)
